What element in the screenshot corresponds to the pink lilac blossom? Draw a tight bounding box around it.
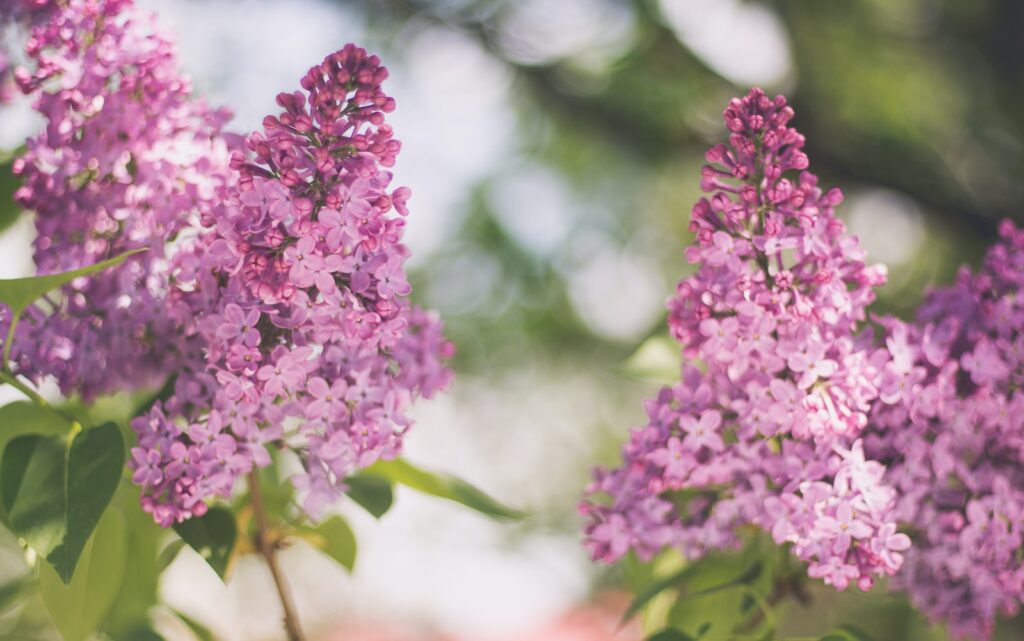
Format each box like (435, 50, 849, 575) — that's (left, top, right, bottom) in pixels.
(581, 89, 910, 592)
(864, 220, 1024, 640)
(1, 0, 233, 398)
(130, 45, 454, 526)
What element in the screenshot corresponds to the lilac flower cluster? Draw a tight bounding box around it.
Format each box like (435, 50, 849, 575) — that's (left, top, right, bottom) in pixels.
(130, 45, 454, 526)
(581, 89, 910, 592)
(3, 0, 233, 398)
(864, 221, 1024, 640)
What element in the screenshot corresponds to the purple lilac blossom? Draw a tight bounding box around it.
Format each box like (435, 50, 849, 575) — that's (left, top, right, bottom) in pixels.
(129, 45, 454, 526)
(864, 220, 1024, 640)
(2, 0, 234, 399)
(580, 88, 909, 593)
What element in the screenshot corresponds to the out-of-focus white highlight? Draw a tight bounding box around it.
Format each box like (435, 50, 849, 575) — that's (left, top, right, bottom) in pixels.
(497, 0, 635, 66)
(847, 189, 925, 266)
(657, 0, 793, 87)
(489, 164, 577, 256)
(388, 26, 516, 262)
(566, 238, 666, 341)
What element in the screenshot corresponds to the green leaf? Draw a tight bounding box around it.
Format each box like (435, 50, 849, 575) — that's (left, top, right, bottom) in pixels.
(123, 627, 167, 641)
(345, 474, 394, 518)
(173, 506, 238, 580)
(39, 508, 128, 641)
(839, 625, 877, 641)
(300, 515, 357, 572)
(100, 484, 166, 639)
(647, 629, 695, 641)
(158, 539, 186, 572)
(622, 560, 707, 622)
(0, 422, 124, 582)
(361, 458, 524, 520)
(0, 248, 145, 317)
(0, 401, 71, 526)
(0, 161, 23, 234)
(0, 575, 30, 613)
(820, 625, 878, 641)
(174, 609, 218, 641)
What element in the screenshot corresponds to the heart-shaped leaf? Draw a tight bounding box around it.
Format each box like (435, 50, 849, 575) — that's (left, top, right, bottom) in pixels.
(173, 506, 238, 580)
(39, 508, 128, 641)
(0, 422, 124, 582)
(0, 401, 71, 525)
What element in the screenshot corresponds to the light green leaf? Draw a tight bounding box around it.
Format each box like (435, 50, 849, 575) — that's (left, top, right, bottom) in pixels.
(0, 248, 145, 317)
(173, 506, 238, 580)
(100, 483, 166, 639)
(299, 515, 357, 572)
(345, 474, 394, 518)
(0, 575, 30, 613)
(623, 560, 708, 623)
(39, 508, 128, 641)
(0, 422, 125, 582)
(361, 458, 524, 520)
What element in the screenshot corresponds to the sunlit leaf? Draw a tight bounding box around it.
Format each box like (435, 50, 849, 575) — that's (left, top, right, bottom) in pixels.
(361, 458, 524, 520)
(100, 484, 166, 639)
(298, 515, 357, 572)
(0, 248, 145, 317)
(39, 508, 128, 641)
(0, 422, 124, 582)
(173, 506, 238, 580)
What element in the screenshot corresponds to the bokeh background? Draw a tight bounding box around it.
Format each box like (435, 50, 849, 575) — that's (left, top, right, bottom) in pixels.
(0, 0, 1022, 640)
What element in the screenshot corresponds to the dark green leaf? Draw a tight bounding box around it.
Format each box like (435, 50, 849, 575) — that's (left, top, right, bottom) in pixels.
(0, 401, 71, 525)
(0, 161, 22, 234)
(63, 423, 126, 580)
(1, 423, 125, 582)
(647, 629, 695, 641)
(361, 458, 524, 520)
(301, 515, 357, 572)
(694, 622, 711, 639)
(173, 506, 238, 580)
(345, 474, 394, 518)
(0, 248, 145, 317)
(39, 508, 128, 641)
